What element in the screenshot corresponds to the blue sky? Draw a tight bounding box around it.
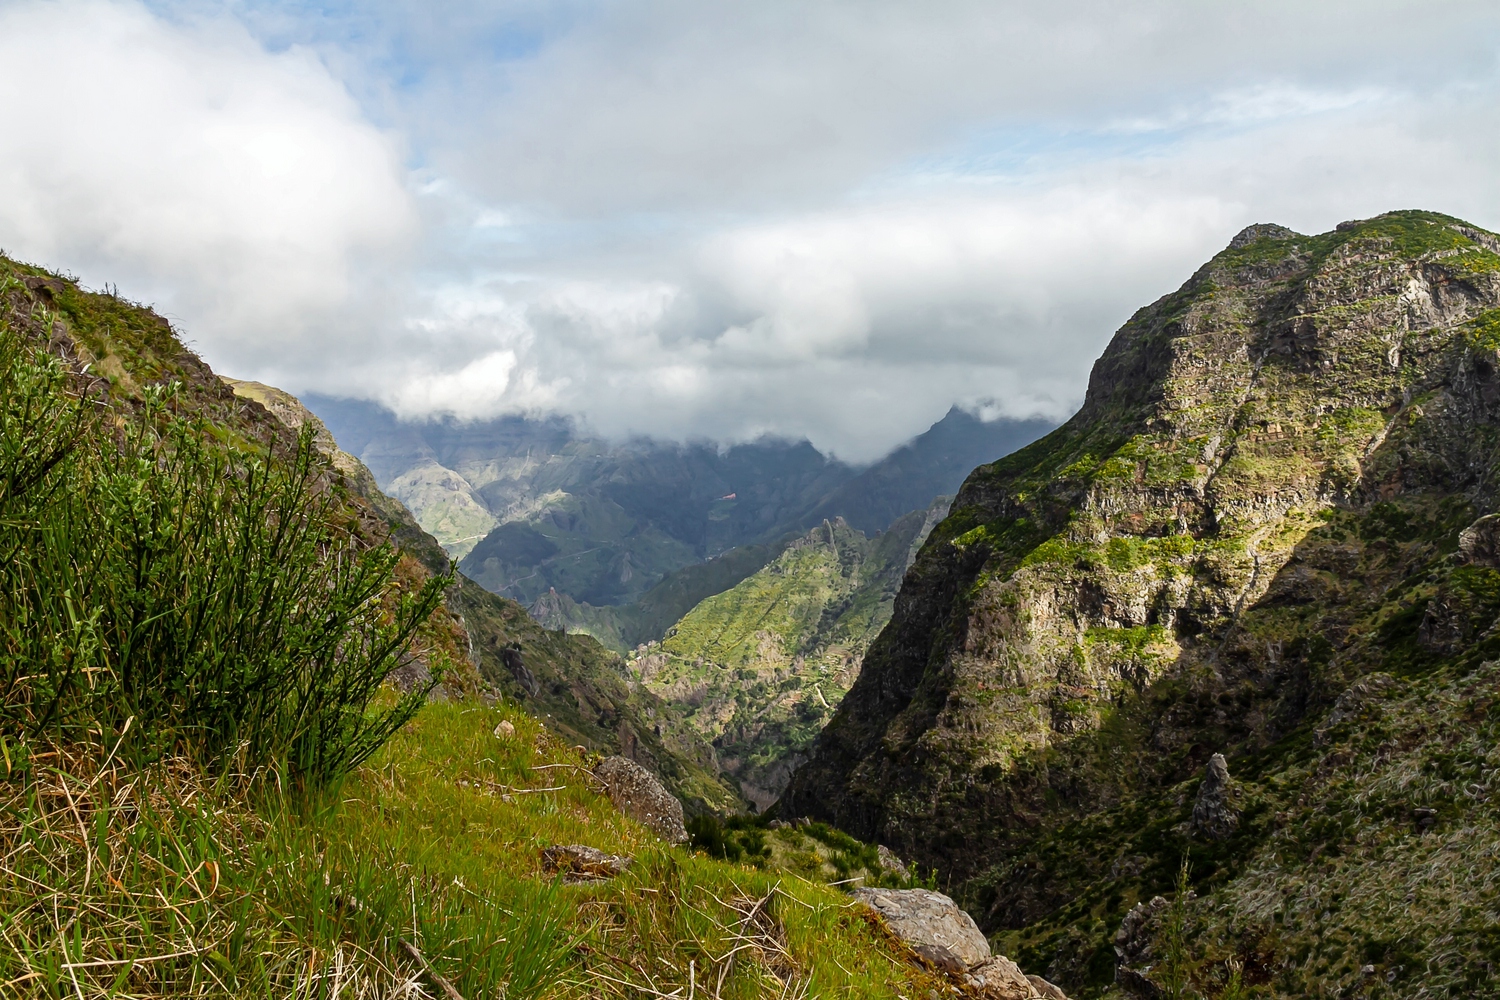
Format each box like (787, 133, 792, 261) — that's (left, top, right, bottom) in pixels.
(2, 0, 1500, 460)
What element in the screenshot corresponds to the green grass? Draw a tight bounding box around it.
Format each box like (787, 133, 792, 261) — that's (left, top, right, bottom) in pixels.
(0, 703, 939, 998)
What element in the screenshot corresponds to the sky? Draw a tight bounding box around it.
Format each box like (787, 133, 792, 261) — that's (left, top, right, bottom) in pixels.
(1, 2, 1499, 461)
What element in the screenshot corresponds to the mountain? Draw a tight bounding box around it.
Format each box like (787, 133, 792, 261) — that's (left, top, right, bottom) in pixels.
(527, 532, 802, 654)
(805, 407, 1055, 534)
(782, 211, 1500, 996)
(0, 254, 956, 998)
(631, 500, 949, 810)
(305, 395, 1052, 611)
(307, 396, 855, 596)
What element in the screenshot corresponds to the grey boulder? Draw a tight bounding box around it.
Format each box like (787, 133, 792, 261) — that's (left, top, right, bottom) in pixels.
(592, 756, 688, 844)
(851, 887, 990, 971)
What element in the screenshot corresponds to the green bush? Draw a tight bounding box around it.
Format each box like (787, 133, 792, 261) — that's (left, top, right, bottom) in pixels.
(687, 813, 772, 865)
(0, 318, 447, 785)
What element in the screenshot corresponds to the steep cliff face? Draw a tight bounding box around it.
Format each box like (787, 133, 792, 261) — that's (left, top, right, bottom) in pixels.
(781, 212, 1500, 990)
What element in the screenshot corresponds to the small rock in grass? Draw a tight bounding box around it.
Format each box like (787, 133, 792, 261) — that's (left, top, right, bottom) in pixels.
(592, 756, 688, 843)
(493, 720, 516, 739)
(541, 844, 632, 882)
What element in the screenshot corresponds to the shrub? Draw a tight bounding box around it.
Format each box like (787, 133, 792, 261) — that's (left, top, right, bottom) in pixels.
(0, 318, 446, 785)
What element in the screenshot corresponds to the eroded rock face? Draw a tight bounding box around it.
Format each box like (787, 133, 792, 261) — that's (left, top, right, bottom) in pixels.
(851, 887, 989, 971)
(782, 212, 1500, 887)
(1457, 513, 1500, 567)
(964, 955, 1040, 998)
(876, 844, 907, 876)
(1190, 753, 1239, 841)
(779, 211, 1500, 997)
(592, 755, 688, 843)
(1114, 896, 1168, 996)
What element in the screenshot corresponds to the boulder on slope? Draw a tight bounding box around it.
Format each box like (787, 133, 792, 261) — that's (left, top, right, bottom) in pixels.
(592, 755, 688, 843)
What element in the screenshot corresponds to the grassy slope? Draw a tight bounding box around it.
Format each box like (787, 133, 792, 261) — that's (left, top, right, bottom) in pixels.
(635, 506, 946, 808)
(451, 576, 747, 816)
(0, 700, 939, 998)
(0, 256, 941, 997)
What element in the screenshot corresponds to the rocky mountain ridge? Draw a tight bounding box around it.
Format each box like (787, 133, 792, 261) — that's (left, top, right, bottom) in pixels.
(307, 395, 1051, 609)
(782, 210, 1500, 996)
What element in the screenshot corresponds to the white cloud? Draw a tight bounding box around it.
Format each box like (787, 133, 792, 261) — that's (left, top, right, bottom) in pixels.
(0, 0, 414, 364)
(5, 0, 1500, 462)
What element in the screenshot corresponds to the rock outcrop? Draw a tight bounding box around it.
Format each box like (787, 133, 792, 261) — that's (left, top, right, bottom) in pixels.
(540, 844, 632, 882)
(852, 887, 990, 972)
(1189, 753, 1238, 841)
(851, 888, 1067, 998)
(592, 755, 689, 843)
(780, 212, 1500, 997)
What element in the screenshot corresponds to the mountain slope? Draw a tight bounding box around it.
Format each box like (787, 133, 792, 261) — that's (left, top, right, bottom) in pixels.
(306, 395, 1054, 612)
(307, 396, 858, 592)
(782, 211, 1500, 995)
(635, 501, 948, 809)
(805, 407, 1053, 534)
(0, 252, 958, 999)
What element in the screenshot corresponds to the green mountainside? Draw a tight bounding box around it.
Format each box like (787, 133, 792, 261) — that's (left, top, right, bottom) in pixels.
(783, 211, 1500, 996)
(529, 532, 802, 654)
(633, 502, 949, 809)
(307, 395, 1051, 612)
(0, 253, 954, 999)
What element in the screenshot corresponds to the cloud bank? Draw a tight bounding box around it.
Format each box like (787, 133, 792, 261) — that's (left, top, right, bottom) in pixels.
(2, 1, 1500, 460)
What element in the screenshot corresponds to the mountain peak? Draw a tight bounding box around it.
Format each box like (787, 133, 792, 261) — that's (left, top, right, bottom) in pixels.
(782, 208, 1500, 993)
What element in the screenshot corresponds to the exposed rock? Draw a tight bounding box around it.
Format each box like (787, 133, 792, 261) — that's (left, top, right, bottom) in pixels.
(1457, 513, 1500, 567)
(493, 719, 516, 739)
(962, 955, 1040, 998)
(877, 844, 907, 877)
(592, 755, 688, 843)
(1114, 896, 1168, 996)
(1315, 673, 1395, 743)
(1026, 974, 1069, 1000)
(501, 644, 539, 697)
(1229, 222, 1297, 248)
(540, 844, 632, 882)
(1190, 753, 1239, 841)
(851, 887, 989, 970)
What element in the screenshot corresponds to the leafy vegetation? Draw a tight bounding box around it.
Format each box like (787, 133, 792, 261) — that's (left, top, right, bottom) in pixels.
(0, 301, 445, 784)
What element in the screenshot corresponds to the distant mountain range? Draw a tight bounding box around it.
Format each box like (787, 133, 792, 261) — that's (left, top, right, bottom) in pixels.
(305, 396, 1053, 610)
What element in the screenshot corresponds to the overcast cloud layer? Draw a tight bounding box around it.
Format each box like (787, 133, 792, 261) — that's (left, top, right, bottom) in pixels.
(1, 1, 1499, 460)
